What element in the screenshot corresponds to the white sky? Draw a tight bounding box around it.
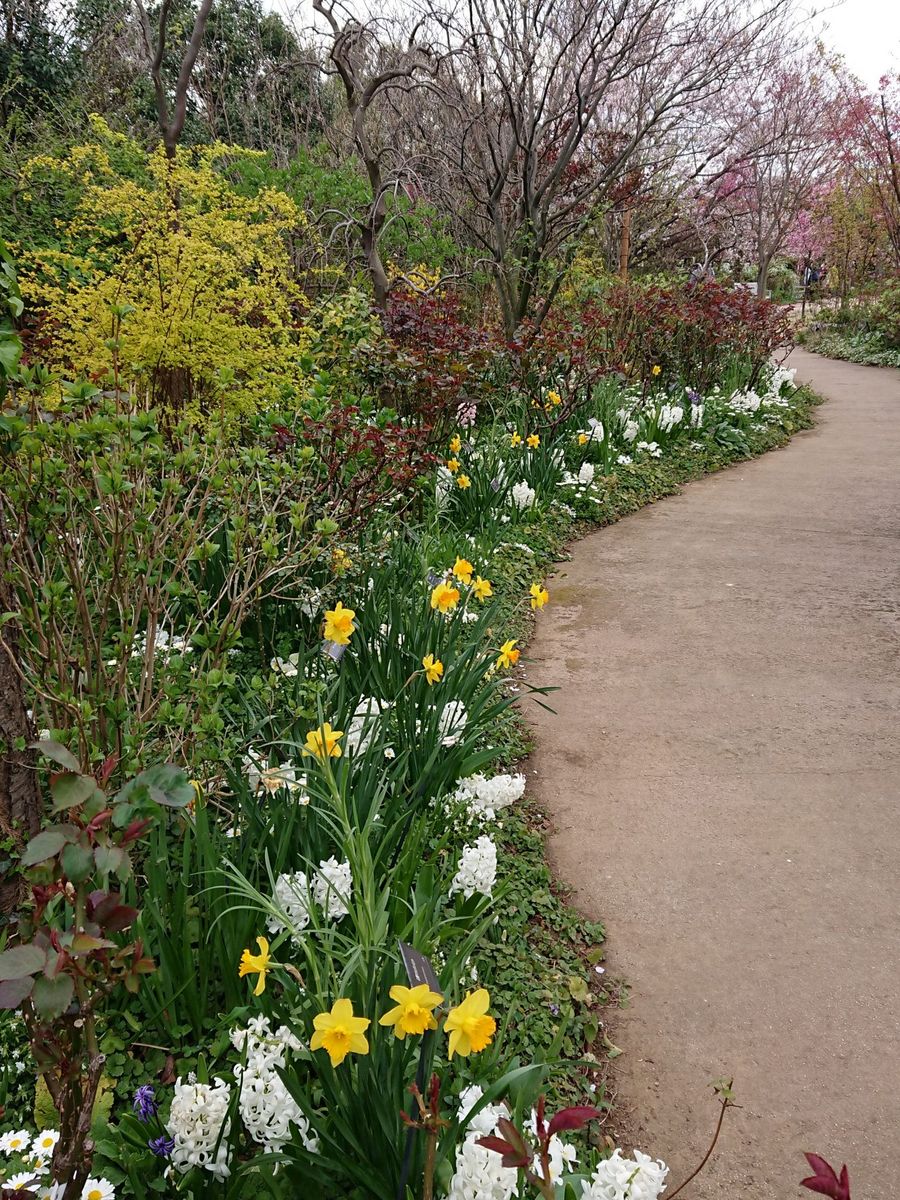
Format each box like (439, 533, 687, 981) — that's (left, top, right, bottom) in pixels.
(272, 0, 900, 88)
(810, 0, 900, 83)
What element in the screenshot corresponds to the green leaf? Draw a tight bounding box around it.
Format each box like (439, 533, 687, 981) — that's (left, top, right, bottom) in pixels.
(21, 828, 73, 866)
(567, 975, 589, 1004)
(93, 845, 125, 875)
(0, 976, 34, 1008)
(51, 772, 97, 812)
(116, 763, 193, 809)
(0, 943, 47, 980)
(61, 841, 95, 882)
(32, 740, 80, 772)
(32, 974, 74, 1021)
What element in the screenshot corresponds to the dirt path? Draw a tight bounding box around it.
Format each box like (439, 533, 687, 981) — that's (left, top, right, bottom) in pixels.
(523, 350, 900, 1198)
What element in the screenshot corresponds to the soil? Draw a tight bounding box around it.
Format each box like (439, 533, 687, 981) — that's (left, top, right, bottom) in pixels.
(522, 349, 900, 1198)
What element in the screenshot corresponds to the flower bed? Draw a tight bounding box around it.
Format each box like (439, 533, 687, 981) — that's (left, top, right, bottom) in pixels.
(0, 360, 817, 1198)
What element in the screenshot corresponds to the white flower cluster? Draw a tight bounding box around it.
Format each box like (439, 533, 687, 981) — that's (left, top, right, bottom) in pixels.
(448, 1088, 518, 1200)
(166, 1074, 232, 1179)
(658, 404, 683, 433)
(623, 419, 639, 442)
(231, 1016, 317, 1155)
(525, 1111, 578, 1183)
(450, 835, 497, 899)
(510, 480, 536, 511)
(689, 403, 704, 428)
(560, 462, 596, 489)
(581, 1148, 668, 1200)
(268, 857, 353, 937)
(635, 440, 662, 459)
(453, 773, 525, 820)
(448, 1087, 578, 1199)
(345, 696, 389, 755)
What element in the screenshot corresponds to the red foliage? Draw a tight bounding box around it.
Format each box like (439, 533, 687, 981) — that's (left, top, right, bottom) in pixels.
(801, 1153, 851, 1200)
(575, 281, 793, 389)
(298, 400, 437, 524)
(378, 289, 496, 435)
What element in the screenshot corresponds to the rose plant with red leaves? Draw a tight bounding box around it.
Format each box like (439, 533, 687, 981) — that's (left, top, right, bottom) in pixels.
(0, 741, 193, 1199)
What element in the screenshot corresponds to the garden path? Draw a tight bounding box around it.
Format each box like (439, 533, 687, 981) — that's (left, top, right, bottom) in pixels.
(523, 349, 900, 1198)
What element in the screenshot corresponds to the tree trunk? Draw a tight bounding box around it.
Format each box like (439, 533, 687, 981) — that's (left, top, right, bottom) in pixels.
(0, 546, 42, 914)
(618, 208, 632, 279)
(756, 255, 770, 300)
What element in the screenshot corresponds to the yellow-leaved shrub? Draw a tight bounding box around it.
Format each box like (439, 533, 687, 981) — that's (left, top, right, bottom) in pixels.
(18, 120, 313, 421)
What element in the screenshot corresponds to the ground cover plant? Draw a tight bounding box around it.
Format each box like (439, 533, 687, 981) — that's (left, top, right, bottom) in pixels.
(0, 216, 818, 1193)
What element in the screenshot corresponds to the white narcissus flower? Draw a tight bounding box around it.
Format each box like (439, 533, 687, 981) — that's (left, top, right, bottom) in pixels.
(243, 750, 305, 797)
(81, 1180, 116, 1200)
(581, 1148, 668, 1200)
(450, 835, 497, 899)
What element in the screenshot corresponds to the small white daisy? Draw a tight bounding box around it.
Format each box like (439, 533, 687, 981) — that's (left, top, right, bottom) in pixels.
(0, 1130, 32, 1155)
(82, 1179, 116, 1200)
(32, 1130, 59, 1155)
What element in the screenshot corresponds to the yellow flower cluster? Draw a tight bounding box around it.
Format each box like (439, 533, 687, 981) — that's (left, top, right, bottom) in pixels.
(429, 558, 493, 617)
(238, 944, 498, 1068)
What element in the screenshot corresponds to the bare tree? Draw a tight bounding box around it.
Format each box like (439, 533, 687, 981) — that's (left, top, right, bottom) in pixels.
(415, 0, 793, 334)
(135, 0, 216, 158)
(310, 0, 442, 307)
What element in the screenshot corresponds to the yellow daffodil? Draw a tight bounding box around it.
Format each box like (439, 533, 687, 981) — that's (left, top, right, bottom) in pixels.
(457, 474, 471, 489)
(453, 556, 474, 584)
(444, 988, 496, 1058)
(304, 722, 343, 759)
(379, 983, 444, 1039)
(529, 583, 549, 610)
(449, 434, 462, 454)
(422, 654, 444, 684)
(447, 458, 461, 473)
(496, 639, 520, 669)
(323, 601, 356, 646)
(331, 547, 352, 574)
(473, 575, 493, 601)
(239, 936, 272, 996)
(526, 434, 540, 449)
(547, 389, 562, 406)
(431, 581, 461, 613)
(578, 432, 589, 445)
(510, 431, 522, 447)
(651, 364, 662, 376)
(311, 998, 371, 1067)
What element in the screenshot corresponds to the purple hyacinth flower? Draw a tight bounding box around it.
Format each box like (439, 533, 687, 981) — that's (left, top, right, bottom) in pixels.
(133, 1084, 159, 1121)
(148, 1134, 175, 1158)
